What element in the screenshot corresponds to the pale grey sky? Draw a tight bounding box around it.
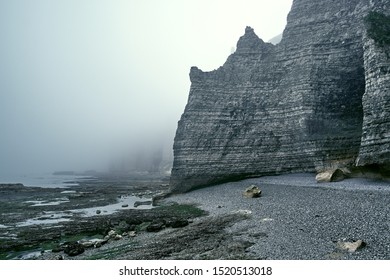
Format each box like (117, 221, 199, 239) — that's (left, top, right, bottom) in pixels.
(0, 0, 293, 175)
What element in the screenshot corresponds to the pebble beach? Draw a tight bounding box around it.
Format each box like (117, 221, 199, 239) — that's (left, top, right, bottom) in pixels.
(166, 173, 390, 259)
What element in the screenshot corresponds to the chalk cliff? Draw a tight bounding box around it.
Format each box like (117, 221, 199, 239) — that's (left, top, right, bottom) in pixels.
(171, 0, 390, 192)
(357, 11, 390, 173)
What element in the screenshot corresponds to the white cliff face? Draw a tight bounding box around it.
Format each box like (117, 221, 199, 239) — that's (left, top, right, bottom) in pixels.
(170, 0, 390, 193)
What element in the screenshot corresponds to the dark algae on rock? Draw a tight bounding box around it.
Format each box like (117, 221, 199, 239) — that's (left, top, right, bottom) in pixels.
(171, 0, 390, 192)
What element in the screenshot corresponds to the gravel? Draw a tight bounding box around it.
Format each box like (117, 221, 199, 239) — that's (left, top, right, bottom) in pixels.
(166, 173, 390, 260)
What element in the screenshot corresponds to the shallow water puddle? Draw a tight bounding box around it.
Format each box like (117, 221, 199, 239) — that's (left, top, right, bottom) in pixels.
(15, 195, 153, 227)
(60, 190, 77, 194)
(16, 213, 72, 227)
(24, 197, 70, 207)
(71, 195, 153, 217)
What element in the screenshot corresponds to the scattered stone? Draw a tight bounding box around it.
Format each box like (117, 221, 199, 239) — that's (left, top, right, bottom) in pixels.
(107, 229, 116, 236)
(78, 240, 94, 248)
(146, 221, 165, 232)
(94, 240, 107, 248)
(128, 231, 137, 237)
(96, 210, 101, 214)
(243, 185, 262, 198)
(121, 204, 129, 208)
(166, 219, 189, 228)
(63, 242, 85, 257)
(337, 240, 366, 253)
(104, 229, 124, 241)
(114, 234, 123, 240)
(105, 229, 117, 240)
(78, 238, 107, 249)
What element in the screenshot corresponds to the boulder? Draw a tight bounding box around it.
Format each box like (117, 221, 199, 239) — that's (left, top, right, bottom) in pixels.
(105, 229, 119, 240)
(63, 242, 85, 257)
(243, 185, 262, 198)
(316, 169, 346, 183)
(337, 240, 366, 253)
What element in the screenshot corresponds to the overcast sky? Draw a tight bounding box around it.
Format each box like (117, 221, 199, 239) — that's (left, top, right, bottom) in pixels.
(0, 0, 293, 176)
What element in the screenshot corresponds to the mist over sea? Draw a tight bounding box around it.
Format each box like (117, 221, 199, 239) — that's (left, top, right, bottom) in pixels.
(0, 172, 93, 188)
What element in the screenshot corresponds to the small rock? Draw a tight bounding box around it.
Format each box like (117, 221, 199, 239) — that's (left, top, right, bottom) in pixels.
(79, 240, 95, 248)
(128, 231, 137, 237)
(96, 210, 101, 214)
(63, 242, 85, 257)
(121, 204, 129, 208)
(104, 229, 126, 241)
(243, 185, 262, 198)
(91, 239, 108, 248)
(146, 221, 165, 232)
(114, 234, 123, 240)
(166, 219, 189, 228)
(337, 240, 366, 253)
(105, 229, 117, 240)
(107, 229, 116, 237)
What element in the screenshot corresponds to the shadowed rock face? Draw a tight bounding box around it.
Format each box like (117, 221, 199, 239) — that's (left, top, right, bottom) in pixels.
(357, 12, 390, 174)
(171, 0, 390, 193)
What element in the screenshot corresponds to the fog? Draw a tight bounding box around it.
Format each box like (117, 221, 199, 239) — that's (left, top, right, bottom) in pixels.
(0, 0, 293, 177)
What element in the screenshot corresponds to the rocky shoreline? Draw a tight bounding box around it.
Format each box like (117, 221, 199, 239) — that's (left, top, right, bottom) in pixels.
(0, 175, 175, 259)
(1, 173, 389, 260)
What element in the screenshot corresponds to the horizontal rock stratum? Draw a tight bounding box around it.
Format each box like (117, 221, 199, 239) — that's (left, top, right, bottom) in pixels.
(170, 0, 390, 193)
